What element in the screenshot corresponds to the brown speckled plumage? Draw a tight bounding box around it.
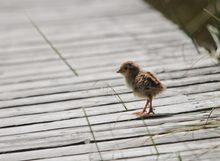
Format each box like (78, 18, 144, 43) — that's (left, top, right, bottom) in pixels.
(117, 61, 166, 116)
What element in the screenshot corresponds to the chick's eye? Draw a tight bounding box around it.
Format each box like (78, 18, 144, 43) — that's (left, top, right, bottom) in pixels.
(124, 67, 127, 70)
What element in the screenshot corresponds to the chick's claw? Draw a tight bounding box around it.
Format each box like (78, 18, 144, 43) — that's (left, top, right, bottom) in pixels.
(133, 111, 148, 116)
(148, 111, 155, 115)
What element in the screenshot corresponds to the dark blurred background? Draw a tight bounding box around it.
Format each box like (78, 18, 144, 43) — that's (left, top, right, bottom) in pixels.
(144, 0, 220, 54)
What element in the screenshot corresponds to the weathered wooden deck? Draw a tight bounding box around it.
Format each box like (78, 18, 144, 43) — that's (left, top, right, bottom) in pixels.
(0, 0, 220, 160)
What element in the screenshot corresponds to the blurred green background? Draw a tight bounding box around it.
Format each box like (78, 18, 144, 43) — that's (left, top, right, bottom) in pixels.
(144, 0, 220, 60)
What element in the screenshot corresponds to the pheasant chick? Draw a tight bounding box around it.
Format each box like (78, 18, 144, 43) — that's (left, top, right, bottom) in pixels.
(117, 61, 166, 116)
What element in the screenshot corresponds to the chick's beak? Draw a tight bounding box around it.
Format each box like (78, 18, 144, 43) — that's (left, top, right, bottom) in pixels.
(116, 69, 121, 73)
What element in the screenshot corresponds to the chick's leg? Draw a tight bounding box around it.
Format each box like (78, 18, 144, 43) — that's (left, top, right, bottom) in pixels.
(142, 99, 150, 113)
(148, 95, 155, 114)
(133, 98, 149, 116)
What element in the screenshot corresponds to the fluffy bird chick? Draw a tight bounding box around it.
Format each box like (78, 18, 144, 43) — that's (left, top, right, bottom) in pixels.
(117, 61, 166, 116)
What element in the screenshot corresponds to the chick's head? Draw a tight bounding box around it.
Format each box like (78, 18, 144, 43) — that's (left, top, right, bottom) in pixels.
(117, 61, 140, 76)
